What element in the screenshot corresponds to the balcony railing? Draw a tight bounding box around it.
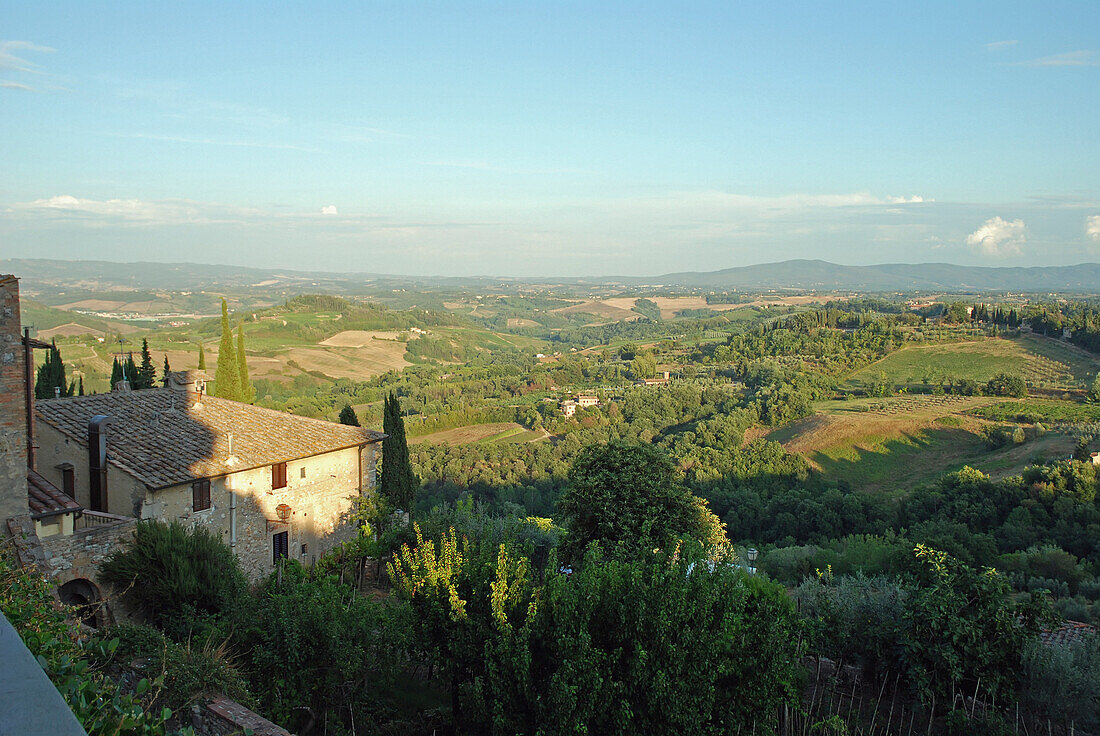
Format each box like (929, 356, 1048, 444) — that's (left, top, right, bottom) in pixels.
(74, 510, 133, 530)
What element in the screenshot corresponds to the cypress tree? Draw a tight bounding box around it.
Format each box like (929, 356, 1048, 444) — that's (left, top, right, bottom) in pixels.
(124, 355, 138, 387)
(380, 392, 418, 513)
(78, 376, 84, 396)
(136, 338, 156, 389)
(197, 343, 207, 371)
(236, 323, 255, 404)
(163, 355, 171, 384)
(213, 298, 241, 401)
(338, 404, 360, 426)
(35, 342, 72, 398)
(110, 358, 123, 388)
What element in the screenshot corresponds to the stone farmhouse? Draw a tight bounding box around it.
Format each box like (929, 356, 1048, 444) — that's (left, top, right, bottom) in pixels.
(1, 273, 384, 627)
(35, 371, 384, 581)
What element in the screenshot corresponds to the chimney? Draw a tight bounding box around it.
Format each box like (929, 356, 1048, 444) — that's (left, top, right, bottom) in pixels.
(88, 415, 115, 513)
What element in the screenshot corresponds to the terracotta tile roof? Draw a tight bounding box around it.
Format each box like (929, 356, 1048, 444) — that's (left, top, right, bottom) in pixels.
(37, 389, 383, 490)
(27, 470, 81, 518)
(1040, 620, 1097, 647)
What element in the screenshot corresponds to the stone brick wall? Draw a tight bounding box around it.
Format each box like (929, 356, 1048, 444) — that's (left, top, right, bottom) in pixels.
(0, 275, 28, 527)
(36, 516, 136, 590)
(37, 422, 148, 518)
(190, 696, 293, 736)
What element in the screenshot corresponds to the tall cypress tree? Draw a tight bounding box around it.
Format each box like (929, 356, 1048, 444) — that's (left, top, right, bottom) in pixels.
(380, 392, 418, 513)
(124, 355, 138, 387)
(197, 343, 207, 371)
(213, 298, 241, 401)
(135, 338, 156, 389)
(338, 404, 360, 426)
(35, 342, 72, 399)
(236, 323, 255, 404)
(78, 376, 84, 396)
(110, 358, 123, 388)
(163, 355, 171, 384)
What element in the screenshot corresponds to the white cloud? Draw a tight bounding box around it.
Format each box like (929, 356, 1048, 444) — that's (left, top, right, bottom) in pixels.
(966, 216, 1026, 256)
(1087, 215, 1100, 241)
(1015, 50, 1099, 67)
(0, 80, 33, 91)
(1, 40, 54, 91)
(985, 40, 1018, 51)
(321, 205, 338, 215)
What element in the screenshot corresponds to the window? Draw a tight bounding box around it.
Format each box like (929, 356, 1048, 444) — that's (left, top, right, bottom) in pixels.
(272, 462, 287, 490)
(192, 479, 211, 512)
(57, 463, 75, 499)
(272, 531, 288, 564)
(299, 467, 306, 479)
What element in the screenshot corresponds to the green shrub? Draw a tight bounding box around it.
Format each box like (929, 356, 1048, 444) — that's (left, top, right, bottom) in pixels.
(99, 521, 248, 640)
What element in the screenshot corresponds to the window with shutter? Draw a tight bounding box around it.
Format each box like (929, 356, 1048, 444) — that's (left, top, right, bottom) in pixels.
(273, 531, 289, 564)
(272, 462, 287, 489)
(192, 479, 211, 511)
(58, 465, 75, 499)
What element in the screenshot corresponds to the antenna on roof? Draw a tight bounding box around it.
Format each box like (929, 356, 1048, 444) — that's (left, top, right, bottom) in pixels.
(113, 335, 132, 382)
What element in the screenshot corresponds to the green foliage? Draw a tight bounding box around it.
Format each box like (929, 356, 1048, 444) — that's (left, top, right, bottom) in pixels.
(96, 623, 253, 714)
(196, 343, 206, 371)
(212, 298, 241, 401)
(235, 323, 255, 403)
(244, 562, 414, 731)
(99, 521, 248, 640)
(633, 298, 662, 321)
(1019, 631, 1100, 731)
(381, 392, 419, 512)
(35, 341, 74, 398)
(389, 528, 804, 735)
(557, 441, 728, 563)
(903, 545, 1047, 704)
(338, 402, 360, 426)
(985, 371, 1027, 398)
(134, 338, 157, 390)
(1089, 373, 1100, 403)
(0, 553, 187, 735)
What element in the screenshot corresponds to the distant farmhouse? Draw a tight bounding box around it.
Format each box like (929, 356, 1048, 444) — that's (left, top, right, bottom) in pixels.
(560, 394, 599, 417)
(0, 273, 384, 629)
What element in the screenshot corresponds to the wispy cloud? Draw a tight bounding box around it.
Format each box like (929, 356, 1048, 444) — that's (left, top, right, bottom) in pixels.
(985, 40, 1018, 51)
(966, 216, 1026, 256)
(424, 159, 588, 175)
(1, 40, 54, 91)
(1014, 50, 1099, 67)
(105, 132, 321, 153)
(321, 205, 338, 216)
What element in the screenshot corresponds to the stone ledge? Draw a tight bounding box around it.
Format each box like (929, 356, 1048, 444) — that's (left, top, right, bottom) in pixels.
(191, 695, 294, 736)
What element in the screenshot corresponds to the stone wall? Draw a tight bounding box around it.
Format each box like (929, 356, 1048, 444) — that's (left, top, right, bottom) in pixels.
(37, 422, 149, 518)
(35, 516, 136, 589)
(0, 275, 28, 528)
(190, 696, 293, 736)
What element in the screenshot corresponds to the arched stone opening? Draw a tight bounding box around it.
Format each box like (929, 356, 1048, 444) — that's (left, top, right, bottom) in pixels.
(57, 578, 104, 628)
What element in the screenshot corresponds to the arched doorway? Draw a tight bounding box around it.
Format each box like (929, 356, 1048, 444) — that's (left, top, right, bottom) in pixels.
(57, 578, 103, 628)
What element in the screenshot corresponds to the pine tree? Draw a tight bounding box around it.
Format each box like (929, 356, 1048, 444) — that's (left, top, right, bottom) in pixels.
(236, 323, 255, 404)
(197, 343, 207, 371)
(213, 298, 241, 401)
(380, 392, 418, 513)
(135, 338, 156, 389)
(338, 404, 360, 426)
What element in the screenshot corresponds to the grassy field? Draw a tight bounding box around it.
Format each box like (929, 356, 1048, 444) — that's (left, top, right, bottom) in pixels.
(410, 422, 547, 445)
(768, 394, 1075, 494)
(847, 336, 1099, 390)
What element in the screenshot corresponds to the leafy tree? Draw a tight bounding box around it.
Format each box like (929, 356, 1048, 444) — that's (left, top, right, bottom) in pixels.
(338, 403, 360, 426)
(381, 392, 419, 512)
(1089, 373, 1100, 403)
(903, 545, 1047, 704)
(389, 526, 804, 735)
(235, 323, 255, 403)
(985, 372, 1027, 398)
(99, 520, 248, 640)
(557, 441, 727, 563)
(1074, 435, 1094, 463)
(197, 343, 206, 371)
(213, 298, 241, 401)
(34, 341, 74, 398)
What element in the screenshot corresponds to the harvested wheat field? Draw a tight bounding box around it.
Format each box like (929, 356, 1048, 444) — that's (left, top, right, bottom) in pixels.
(320, 330, 407, 348)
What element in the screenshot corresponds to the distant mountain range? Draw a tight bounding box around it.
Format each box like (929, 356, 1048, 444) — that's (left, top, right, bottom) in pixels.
(4, 257, 1100, 293)
(644, 260, 1100, 292)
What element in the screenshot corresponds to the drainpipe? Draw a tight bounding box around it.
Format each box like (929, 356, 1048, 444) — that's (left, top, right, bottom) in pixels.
(229, 488, 237, 548)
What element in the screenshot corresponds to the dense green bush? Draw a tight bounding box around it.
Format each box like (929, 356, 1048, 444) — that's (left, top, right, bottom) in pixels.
(99, 521, 249, 640)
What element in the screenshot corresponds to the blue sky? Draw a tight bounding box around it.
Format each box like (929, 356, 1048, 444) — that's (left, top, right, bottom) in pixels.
(2, 2, 1098, 276)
